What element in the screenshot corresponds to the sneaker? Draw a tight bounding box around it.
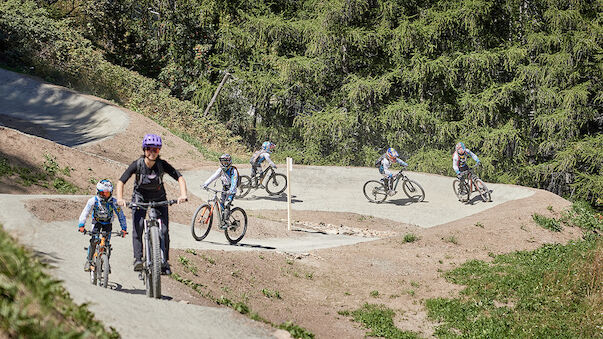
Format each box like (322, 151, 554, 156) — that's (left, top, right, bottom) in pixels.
(161, 263, 172, 275)
(219, 222, 228, 230)
(388, 190, 397, 196)
(84, 260, 91, 272)
(133, 259, 143, 272)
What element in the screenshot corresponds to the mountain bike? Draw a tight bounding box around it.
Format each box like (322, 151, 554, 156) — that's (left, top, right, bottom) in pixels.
(83, 229, 121, 288)
(236, 166, 287, 198)
(191, 187, 248, 244)
(127, 200, 178, 299)
(363, 170, 425, 203)
(453, 165, 491, 203)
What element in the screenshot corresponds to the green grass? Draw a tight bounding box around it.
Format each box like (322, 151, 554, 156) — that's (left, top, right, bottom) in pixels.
(0, 224, 118, 338)
(425, 237, 602, 338)
(402, 233, 419, 243)
(0, 154, 79, 193)
(532, 213, 563, 232)
(338, 304, 420, 338)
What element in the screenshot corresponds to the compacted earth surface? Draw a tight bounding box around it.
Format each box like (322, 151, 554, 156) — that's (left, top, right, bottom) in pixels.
(0, 74, 584, 338)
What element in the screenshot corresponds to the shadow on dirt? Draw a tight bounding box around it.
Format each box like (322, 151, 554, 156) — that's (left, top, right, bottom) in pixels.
(32, 249, 63, 266)
(112, 282, 174, 300)
(246, 194, 303, 203)
(199, 240, 277, 250)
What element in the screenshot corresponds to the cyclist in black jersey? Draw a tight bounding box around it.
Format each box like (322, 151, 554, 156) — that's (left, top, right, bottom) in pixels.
(116, 134, 188, 275)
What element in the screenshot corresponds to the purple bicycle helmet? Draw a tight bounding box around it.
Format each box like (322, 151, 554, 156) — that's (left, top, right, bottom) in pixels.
(142, 134, 162, 149)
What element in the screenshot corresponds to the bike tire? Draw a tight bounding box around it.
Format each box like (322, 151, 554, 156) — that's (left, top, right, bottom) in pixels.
(100, 253, 109, 288)
(265, 173, 287, 195)
(402, 179, 425, 202)
(150, 226, 162, 299)
(90, 255, 98, 286)
(191, 204, 213, 241)
(474, 179, 491, 202)
(452, 179, 470, 202)
(236, 175, 252, 198)
(224, 207, 248, 245)
(363, 180, 387, 203)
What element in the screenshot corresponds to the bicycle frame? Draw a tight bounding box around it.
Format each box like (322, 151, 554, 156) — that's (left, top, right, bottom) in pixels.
(254, 166, 276, 187)
(201, 188, 227, 222)
(89, 230, 111, 271)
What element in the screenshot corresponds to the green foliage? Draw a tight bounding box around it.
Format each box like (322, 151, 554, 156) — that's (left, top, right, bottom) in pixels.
(0, 224, 118, 338)
(426, 236, 602, 338)
(261, 288, 281, 299)
(561, 201, 603, 234)
(2, 0, 601, 204)
(402, 233, 419, 243)
(532, 213, 563, 232)
(277, 321, 314, 339)
(342, 303, 420, 339)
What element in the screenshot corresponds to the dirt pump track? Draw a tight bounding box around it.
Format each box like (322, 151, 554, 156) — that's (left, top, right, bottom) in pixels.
(0, 68, 583, 338)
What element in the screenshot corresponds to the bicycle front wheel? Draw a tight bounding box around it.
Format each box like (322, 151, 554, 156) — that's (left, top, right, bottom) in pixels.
(225, 207, 248, 245)
(266, 173, 287, 195)
(363, 180, 387, 203)
(236, 175, 252, 198)
(452, 179, 470, 202)
(191, 204, 213, 241)
(90, 255, 99, 286)
(149, 226, 162, 299)
(100, 253, 109, 288)
(474, 179, 491, 202)
(402, 179, 425, 202)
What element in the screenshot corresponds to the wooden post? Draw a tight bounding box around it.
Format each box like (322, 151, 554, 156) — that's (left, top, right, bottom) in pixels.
(203, 72, 230, 116)
(286, 157, 293, 231)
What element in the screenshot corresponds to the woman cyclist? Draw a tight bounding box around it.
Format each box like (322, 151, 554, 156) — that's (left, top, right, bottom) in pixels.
(116, 134, 188, 275)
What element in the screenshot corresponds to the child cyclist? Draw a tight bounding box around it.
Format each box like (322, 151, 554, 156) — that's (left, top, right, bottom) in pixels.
(376, 147, 408, 195)
(202, 154, 238, 227)
(452, 142, 480, 194)
(78, 179, 127, 272)
(249, 141, 276, 187)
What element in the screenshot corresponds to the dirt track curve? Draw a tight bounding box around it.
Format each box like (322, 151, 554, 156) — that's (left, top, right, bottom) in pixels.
(0, 68, 546, 338)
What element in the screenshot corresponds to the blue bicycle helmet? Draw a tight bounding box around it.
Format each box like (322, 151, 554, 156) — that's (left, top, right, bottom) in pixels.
(386, 147, 399, 160)
(142, 134, 162, 150)
(96, 179, 113, 200)
(262, 141, 275, 153)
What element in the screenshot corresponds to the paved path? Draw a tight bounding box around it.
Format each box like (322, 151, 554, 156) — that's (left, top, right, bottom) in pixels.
(0, 68, 128, 147)
(185, 166, 534, 228)
(0, 194, 278, 339)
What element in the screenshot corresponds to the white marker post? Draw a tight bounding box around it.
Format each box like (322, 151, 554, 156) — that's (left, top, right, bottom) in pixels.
(286, 157, 293, 231)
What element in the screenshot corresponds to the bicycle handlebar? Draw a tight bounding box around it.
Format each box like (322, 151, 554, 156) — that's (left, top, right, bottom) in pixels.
(202, 186, 226, 194)
(126, 200, 179, 208)
(82, 230, 123, 237)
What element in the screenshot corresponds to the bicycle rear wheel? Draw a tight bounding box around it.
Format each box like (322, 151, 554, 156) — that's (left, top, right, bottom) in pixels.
(266, 173, 287, 195)
(191, 204, 213, 241)
(100, 253, 109, 288)
(149, 226, 162, 298)
(474, 179, 491, 202)
(363, 180, 387, 203)
(225, 207, 247, 245)
(402, 179, 425, 202)
(236, 175, 252, 198)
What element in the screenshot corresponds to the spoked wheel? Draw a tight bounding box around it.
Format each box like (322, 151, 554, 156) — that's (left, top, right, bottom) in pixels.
(90, 255, 99, 285)
(474, 179, 491, 202)
(191, 204, 213, 241)
(402, 179, 425, 202)
(236, 175, 252, 198)
(452, 179, 470, 202)
(149, 226, 162, 299)
(100, 253, 109, 288)
(225, 207, 248, 245)
(363, 180, 387, 203)
(265, 174, 287, 195)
